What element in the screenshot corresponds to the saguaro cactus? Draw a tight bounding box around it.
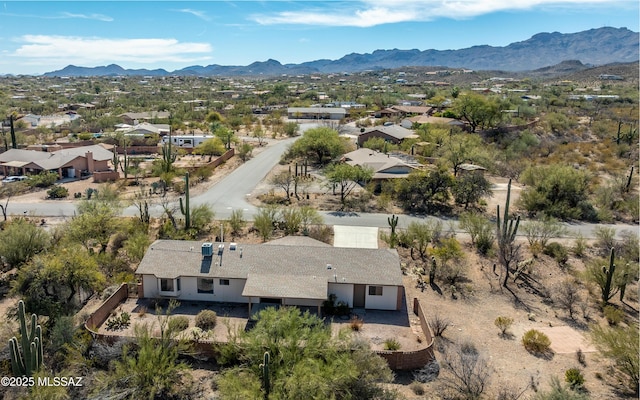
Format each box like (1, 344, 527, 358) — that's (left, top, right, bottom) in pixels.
(179, 172, 191, 230)
(260, 351, 270, 400)
(496, 179, 520, 287)
(387, 214, 399, 248)
(9, 300, 43, 377)
(601, 247, 616, 304)
(161, 137, 176, 173)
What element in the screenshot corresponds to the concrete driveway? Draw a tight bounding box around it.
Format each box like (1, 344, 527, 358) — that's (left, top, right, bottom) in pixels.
(333, 225, 378, 248)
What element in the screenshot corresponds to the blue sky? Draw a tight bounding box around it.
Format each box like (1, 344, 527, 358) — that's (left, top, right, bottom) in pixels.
(0, 1, 637, 75)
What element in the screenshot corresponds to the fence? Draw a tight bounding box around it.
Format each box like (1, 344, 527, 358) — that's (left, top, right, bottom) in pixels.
(374, 298, 436, 370)
(84, 284, 129, 334)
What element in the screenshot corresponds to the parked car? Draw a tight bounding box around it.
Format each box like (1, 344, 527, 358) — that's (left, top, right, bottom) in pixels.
(1, 175, 27, 183)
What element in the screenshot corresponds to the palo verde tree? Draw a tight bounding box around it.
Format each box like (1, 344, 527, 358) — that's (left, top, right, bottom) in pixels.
(452, 92, 503, 132)
(284, 126, 348, 164)
(325, 163, 374, 208)
(217, 306, 394, 399)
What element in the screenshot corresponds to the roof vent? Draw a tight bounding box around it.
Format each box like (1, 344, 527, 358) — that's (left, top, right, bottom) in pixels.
(201, 242, 213, 257)
(229, 242, 237, 251)
(326, 264, 332, 270)
(217, 244, 224, 256)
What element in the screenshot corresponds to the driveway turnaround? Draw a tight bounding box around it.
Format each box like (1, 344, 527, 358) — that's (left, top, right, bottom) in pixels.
(333, 225, 378, 248)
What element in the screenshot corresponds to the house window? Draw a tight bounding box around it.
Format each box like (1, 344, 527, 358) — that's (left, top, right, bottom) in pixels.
(160, 278, 174, 292)
(368, 286, 383, 296)
(219, 279, 230, 286)
(197, 278, 214, 294)
(176, 278, 180, 291)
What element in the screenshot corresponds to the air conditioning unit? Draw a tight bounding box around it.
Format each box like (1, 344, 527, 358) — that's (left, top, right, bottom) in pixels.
(201, 242, 213, 257)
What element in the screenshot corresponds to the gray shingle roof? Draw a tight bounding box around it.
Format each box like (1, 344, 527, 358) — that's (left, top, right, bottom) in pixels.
(135, 240, 403, 287)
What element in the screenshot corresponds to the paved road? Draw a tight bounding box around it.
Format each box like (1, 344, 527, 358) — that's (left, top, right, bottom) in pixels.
(9, 122, 639, 239)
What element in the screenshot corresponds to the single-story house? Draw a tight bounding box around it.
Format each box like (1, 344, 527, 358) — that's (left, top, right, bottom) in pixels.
(343, 148, 419, 180)
(135, 238, 405, 313)
(356, 125, 418, 147)
(0, 144, 113, 178)
(287, 107, 347, 121)
(402, 115, 466, 130)
(116, 122, 170, 137)
(119, 111, 171, 125)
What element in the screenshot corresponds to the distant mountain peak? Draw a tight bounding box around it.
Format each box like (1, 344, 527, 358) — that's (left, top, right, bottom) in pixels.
(42, 27, 638, 77)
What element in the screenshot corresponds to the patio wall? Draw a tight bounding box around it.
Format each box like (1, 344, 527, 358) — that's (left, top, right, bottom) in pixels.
(374, 298, 435, 370)
(85, 283, 129, 334)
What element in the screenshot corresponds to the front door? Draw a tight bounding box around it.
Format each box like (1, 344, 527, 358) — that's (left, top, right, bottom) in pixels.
(353, 285, 365, 308)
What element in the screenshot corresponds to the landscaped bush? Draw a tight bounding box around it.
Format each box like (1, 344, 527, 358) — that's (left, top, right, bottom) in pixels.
(27, 171, 58, 188)
(168, 315, 189, 332)
(195, 309, 217, 330)
(522, 329, 552, 354)
(47, 185, 69, 199)
(384, 338, 402, 351)
(349, 316, 364, 331)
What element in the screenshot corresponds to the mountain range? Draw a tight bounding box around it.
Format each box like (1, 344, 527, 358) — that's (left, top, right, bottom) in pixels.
(43, 27, 639, 77)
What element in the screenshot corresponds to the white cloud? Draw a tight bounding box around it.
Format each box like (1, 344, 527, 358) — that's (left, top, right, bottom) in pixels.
(11, 35, 213, 66)
(252, 0, 634, 27)
(0, 12, 113, 22)
(174, 8, 211, 21)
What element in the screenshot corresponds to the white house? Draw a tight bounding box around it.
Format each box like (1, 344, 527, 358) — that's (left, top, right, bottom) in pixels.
(160, 134, 216, 148)
(135, 238, 405, 313)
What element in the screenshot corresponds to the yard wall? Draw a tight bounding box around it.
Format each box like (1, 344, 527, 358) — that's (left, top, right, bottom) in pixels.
(93, 170, 120, 183)
(84, 283, 129, 334)
(374, 298, 435, 370)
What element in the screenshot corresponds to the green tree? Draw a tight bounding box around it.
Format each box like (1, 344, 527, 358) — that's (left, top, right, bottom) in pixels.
(218, 307, 394, 399)
(253, 206, 278, 242)
(0, 218, 50, 268)
(453, 93, 502, 132)
(438, 133, 489, 176)
(395, 168, 454, 212)
(452, 173, 492, 209)
(215, 126, 236, 150)
(284, 126, 347, 164)
(65, 203, 119, 254)
(519, 165, 594, 220)
(589, 323, 639, 393)
(283, 121, 299, 137)
(325, 163, 374, 207)
(12, 246, 105, 319)
(403, 220, 442, 261)
(521, 216, 568, 249)
(194, 137, 226, 161)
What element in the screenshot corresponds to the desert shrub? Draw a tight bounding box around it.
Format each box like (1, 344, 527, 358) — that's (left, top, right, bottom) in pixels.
(384, 338, 401, 351)
(459, 212, 494, 255)
(195, 310, 217, 330)
(522, 329, 552, 354)
(494, 316, 514, 336)
(440, 341, 491, 399)
(349, 316, 364, 331)
(168, 315, 189, 332)
(137, 306, 147, 318)
(409, 381, 425, 395)
(429, 313, 451, 337)
(543, 242, 569, 267)
(576, 348, 586, 366)
(565, 368, 585, 389)
(533, 377, 588, 400)
(573, 234, 587, 258)
(47, 185, 69, 199)
(603, 305, 624, 326)
(27, 171, 58, 188)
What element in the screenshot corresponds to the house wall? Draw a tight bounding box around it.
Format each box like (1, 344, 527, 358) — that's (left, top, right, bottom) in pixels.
(282, 297, 323, 307)
(328, 283, 354, 307)
(365, 285, 399, 310)
(140, 274, 248, 303)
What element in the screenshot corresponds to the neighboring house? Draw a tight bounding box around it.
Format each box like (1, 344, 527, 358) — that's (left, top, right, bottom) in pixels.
(119, 111, 170, 125)
(458, 163, 487, 176)
(402, 115, 467, 130)
(21, 112, 80, 128)
(374, 105, 432, 119)
(343, 148, 419, 180)
(0, 144, 113, 178)
(117, 122, 170, 137)
(136, 238, 405, 313)
(356, 125, 418, 147)
(287, 107, 347, 121)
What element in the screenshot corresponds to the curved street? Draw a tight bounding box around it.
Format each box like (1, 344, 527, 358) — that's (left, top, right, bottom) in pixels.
(8, 124, 639, 239)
